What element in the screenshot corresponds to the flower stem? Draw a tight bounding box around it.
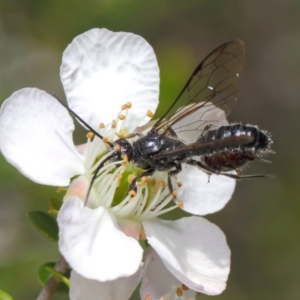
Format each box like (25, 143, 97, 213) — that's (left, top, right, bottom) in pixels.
(36, 255, 68, 300)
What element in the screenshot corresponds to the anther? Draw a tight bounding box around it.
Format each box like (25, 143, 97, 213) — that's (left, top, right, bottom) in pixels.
(196, 292, 202, 296)
(142, 176, 148, 182)
(111, 120, 117, 129)
(158, 181, 166, 187)
(99, 123, 105, 129)
(172, 191, 177, 199)
(103, 137, 109, 144)
(86, 132, 94, 139)
(118, 114, 125, 120)
(121, 154, 128, 163)
(181, 284, 188, 291)
(121, 103, 129, 110)
(177, 181, 183, 187)
(126, 102, 132, 108)
(176, 287, 183, 297)
(139, 228, 146, 240)
(147, 110, 154, 118)
(116, 174, 122, 180)
(177, 201, 183, 208)
(56, 187, 67, 193)
(144, 295, 150, 300)
(114, 144, 121, 152)
(127, 174, 135, 183)
(137, 181, 144, 187)
(128, 190, 136, 197)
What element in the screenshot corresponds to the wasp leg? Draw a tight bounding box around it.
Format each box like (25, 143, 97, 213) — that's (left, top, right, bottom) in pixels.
(128, 169, 155, 196)
(167, 162, 182, 198)
(185, 159, 270, 180)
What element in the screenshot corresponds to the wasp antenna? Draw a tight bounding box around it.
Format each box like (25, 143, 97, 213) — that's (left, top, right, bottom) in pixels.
(50, 92, 113, 148)
(84, 152, 117, 206)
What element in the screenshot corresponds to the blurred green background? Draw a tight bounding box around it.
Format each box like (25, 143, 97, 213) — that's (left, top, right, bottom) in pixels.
(0, 0, 299, 299)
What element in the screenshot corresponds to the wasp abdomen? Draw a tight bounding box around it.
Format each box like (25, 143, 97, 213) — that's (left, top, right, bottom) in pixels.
(200, 124, 272, 172)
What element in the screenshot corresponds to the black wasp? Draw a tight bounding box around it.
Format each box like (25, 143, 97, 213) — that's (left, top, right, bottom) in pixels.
(58, 39, 273, 198)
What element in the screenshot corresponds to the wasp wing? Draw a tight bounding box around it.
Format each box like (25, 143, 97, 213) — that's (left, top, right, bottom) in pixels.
(151, 40, 245, 141)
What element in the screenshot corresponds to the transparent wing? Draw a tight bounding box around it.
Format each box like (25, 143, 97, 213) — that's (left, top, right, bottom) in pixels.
(150, 40, 245, 141)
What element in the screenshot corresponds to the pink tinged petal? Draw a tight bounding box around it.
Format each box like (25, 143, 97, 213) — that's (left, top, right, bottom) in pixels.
(177, 164, 236, 215)
(70, 267, 143, 300)
(0, 88, 84, 186)
(61, 28, 159, 133)
(57, 196, 143, 281)
(141, 247, 197, 300)
(143, 217, 231, 295)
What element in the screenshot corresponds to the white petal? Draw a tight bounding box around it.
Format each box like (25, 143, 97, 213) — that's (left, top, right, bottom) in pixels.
(61, 28, 159, 133)
(143, 217, 231, 295)
(141, 247, 197, 300)
(0, 88, 84, 186)
(177, 164, 236, 215)
(57, 196, 143, 281)
(70, 267, 142, 300)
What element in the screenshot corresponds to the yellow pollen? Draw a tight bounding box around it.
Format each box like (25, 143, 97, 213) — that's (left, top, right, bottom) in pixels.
(56, 187, 67, 193)
(121, 154, 128, 163)
(172, 191, 177, 199)
(177, 201, 183, 208)
(103, 137, 109, 144)
(144, 295, 150, 300)
(126, 102, 132, 108)
(176, 287, 183, 297)
(137, 181, 144, 187)
(99, 122, 105, 129)
(121, 103, 128, 110)
(158, 180, 166, 187)
(118, 114, 125, 120)
(111, 120, 117, 129)
(177, 181, 183, 187)
(128, 190, 136, 197)
(116, 174, 122, 180)
(181, 284, 189, 290)
(86, 132, 94, 139)
(142, 176, 148, 182)
(139, 228, 146, 240)
(147, 110, 154, 118)
(127, 174, 135, 183)
(114, 144, 121, 152)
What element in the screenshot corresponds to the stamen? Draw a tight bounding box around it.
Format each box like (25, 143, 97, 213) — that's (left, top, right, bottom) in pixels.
(127, 174, 135, 183)
(182, 284, 188, 291)
(111, 120, 117, 129)
(176, 287, 183, 297)
(99, 123, 105, 129)
(118, 114, 125, 120)
(128, 190, 136, 197)
(144, 295, 150, 300)
(177, 201, 183, 208)
(121, 154, 128, 163)
(56, 187, 67, 193)
(126, 102, 132, 108)
(114, 144, 121, 152)
(147, 110, 154, 118)
(172, 191, 177, 199)
(102, 137, 109, 144)
(177, 181, 183, 187)
(86, 132, 94, 139)
(139, 228, 146, 240)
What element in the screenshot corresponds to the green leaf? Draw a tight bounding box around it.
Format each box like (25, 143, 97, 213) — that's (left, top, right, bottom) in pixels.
(48, 197, 63, 216)
(0, 289, 13, 300)
(27, 211, 58, 241)
(38, 262, 70, 294)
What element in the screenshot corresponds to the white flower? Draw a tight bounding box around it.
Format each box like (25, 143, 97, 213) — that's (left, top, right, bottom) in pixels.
(0, 28, 236, 297)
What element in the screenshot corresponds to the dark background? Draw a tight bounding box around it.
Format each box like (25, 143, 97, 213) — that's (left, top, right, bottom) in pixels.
(0, 1, 299, 299)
